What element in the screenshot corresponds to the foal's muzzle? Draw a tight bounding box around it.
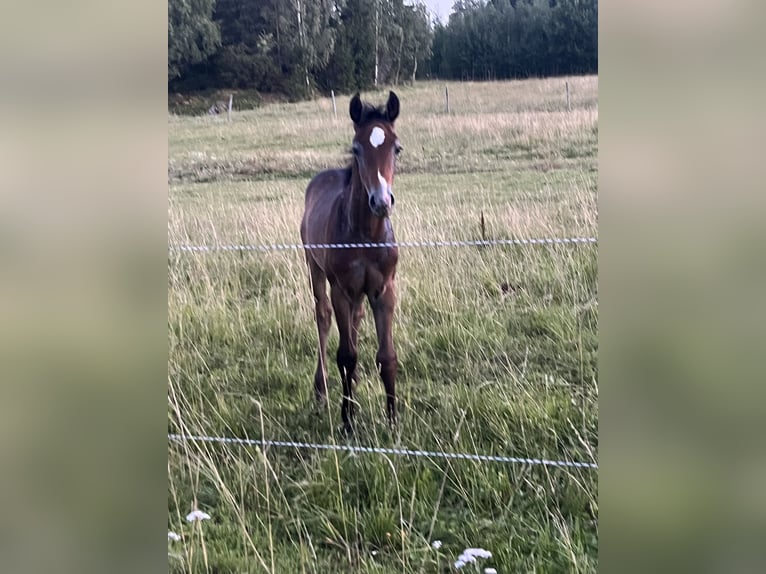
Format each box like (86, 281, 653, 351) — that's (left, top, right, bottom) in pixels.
(369, 191, 395, 218)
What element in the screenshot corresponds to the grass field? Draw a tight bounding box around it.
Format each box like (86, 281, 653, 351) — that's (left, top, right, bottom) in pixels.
(168, 76, 598, 573)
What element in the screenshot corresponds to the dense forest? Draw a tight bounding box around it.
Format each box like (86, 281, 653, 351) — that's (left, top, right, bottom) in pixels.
(169, 0, 597, 98)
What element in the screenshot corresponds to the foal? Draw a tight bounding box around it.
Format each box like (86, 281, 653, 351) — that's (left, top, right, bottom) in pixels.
(300, 91, 402, 433)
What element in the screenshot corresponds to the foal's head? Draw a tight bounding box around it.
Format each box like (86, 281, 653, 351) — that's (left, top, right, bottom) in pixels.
(349, 91, 402, 218)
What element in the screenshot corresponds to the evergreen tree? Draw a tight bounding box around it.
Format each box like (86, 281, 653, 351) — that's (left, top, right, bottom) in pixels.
(433, 0, 597, 80)
(168, 0, 220, 81)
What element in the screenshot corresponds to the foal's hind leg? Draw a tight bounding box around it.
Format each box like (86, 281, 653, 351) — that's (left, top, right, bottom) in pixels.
(308, 259, 332, 403)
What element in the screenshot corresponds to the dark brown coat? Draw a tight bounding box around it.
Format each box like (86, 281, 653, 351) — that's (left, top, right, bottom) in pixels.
(300, 91, 402, 432)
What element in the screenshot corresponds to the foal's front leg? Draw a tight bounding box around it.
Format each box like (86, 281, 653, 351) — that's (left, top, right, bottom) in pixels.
(331, 287, 359, 433)
(370, 283, 398, 426)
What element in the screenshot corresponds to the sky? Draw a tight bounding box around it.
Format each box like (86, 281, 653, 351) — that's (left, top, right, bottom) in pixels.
(421, 0, 453, 23)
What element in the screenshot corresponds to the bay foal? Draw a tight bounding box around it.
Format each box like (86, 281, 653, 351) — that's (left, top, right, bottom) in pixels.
(300, 91, 402, 433)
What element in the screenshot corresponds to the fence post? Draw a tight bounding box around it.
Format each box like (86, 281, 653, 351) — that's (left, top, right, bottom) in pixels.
(228, 94, 233, 121)
(331, 90, 337, 119)
(445, 86, 450, 114)
(565, 81, 570, 111)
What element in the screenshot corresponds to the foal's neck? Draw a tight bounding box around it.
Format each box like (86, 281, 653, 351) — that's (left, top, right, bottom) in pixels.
(347, 163, 387, 240)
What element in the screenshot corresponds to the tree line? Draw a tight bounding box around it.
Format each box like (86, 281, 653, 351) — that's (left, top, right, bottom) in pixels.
(431, 0, 597, 80)
(169, 0, 597, 98)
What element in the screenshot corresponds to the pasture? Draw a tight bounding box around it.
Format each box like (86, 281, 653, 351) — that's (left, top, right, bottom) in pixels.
(168, 76, 598, 572)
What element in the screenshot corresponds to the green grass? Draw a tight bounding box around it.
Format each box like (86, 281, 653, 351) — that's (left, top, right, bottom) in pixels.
(168, 77, 598, 572)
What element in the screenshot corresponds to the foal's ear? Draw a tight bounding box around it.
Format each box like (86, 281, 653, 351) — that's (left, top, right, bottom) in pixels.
(386, 91, 400, 122)
(349, 92, 363, 124)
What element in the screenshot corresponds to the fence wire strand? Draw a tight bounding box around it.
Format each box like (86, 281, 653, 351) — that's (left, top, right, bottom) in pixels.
(168, 433, 598, 470)
(169, 236, 597, 253)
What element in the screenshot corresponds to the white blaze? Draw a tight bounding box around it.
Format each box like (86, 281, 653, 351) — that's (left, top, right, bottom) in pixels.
(377, 170, 388, 190)
(370, 126, 385, 148)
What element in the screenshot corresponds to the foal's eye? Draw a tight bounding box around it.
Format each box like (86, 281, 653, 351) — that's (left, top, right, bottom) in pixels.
(394, 143, 403, 155)
(352, 143, 362, 156)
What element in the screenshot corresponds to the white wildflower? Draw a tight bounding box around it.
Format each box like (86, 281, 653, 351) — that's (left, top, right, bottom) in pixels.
(371, 550, 378, 556)
(484, 569, 498, 574)
(168, 531, 181, 542)
(432, 540, 442, 549)
(463, 548, 492, 559)
(459, 553, 477, 564)
(185, 509, 211, 522)
(454, 547, 492, 569)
